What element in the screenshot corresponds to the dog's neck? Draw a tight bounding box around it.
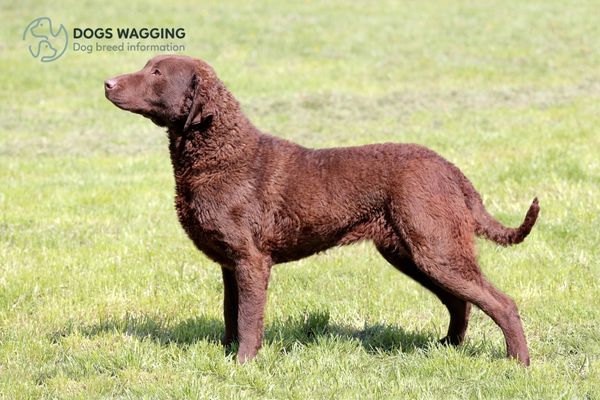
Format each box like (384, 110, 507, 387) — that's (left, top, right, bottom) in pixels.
(167, 101, 260, 181)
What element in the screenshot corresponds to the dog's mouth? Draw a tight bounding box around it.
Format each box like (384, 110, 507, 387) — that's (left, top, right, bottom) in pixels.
(104, 78, 131, 109)
(105, 90, 163, 125)
(104, 92, 129, 110)
(104, 89, 137, 112)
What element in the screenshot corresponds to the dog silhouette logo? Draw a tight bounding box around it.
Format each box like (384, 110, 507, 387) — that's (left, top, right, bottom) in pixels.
(23, 17, 68, 62)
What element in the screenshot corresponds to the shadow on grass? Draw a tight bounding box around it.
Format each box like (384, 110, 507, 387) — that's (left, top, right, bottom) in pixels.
(265, 311, 436, 354)
(51, 310, 454, 356)
(51, 313, 225, 347)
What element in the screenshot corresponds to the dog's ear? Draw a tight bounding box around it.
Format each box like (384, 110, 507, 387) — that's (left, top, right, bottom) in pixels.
(184, 72, 217, 131)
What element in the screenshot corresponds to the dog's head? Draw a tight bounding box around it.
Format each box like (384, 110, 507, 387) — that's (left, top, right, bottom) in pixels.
(104, 55, 218, 130)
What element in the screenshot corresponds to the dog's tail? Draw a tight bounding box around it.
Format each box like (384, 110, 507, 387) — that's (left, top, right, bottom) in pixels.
(458, 172, 540, 246)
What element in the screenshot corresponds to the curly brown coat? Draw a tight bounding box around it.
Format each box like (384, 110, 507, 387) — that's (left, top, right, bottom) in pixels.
(105, 55, 539, 365)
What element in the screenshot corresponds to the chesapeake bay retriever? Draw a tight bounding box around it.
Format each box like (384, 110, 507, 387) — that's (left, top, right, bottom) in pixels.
(104, 55, 539, 365)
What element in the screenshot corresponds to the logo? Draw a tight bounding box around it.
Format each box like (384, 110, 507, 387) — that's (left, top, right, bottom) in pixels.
(23, 17, 68, 63)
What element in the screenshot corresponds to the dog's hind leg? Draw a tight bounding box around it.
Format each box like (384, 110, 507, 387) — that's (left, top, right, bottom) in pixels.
(419, 255, 530, 365)
(387, 165, 530, 364)
(377, 245, 471, 346)
(392, 214, 530, 364)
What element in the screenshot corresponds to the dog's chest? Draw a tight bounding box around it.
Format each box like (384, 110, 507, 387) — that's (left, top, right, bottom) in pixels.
(173, 176, 236, 265)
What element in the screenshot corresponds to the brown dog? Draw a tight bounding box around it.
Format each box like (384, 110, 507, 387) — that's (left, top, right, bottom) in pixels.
(105, 55, 539, 365)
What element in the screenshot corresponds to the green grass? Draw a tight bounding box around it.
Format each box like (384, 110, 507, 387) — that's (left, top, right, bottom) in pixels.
(1, 0, 600, 398)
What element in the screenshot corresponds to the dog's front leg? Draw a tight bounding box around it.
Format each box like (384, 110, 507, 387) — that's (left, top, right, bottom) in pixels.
(235, 255, 272, 364)
(221, 266, 239, 347)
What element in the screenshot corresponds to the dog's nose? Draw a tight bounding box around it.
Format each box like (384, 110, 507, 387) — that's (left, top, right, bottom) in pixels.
(104, 79, 117, 90)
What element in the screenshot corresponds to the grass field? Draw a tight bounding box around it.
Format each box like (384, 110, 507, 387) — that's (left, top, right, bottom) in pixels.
(1, 0, 600, 398)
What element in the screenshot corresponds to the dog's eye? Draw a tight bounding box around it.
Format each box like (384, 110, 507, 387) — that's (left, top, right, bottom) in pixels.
(152, 69, 161, 76)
